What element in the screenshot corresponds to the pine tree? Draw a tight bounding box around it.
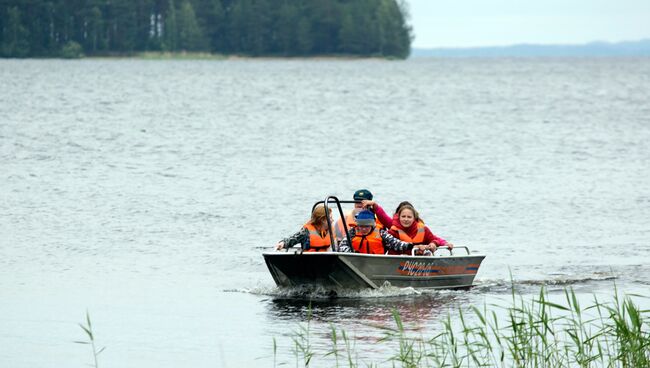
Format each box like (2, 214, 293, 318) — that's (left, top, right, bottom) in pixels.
(85, 5, 104, 53)
(177, 0, 206, 50)
(294, 17, 312, 55)
(164, 0, 178, 51)
(274, 1, 299, 55)
(2, 6, 30, 57)
(108, 0, 137, 52)
(0, 0, 412, 58)
(381, 0, 411, 58)
(193, 0, 225, 52)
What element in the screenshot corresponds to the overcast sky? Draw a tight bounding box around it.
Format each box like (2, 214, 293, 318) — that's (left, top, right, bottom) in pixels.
(406, 0, 650, 48)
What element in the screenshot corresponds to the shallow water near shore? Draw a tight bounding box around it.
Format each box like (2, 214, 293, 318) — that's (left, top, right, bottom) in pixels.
(1, 57, 649, 367)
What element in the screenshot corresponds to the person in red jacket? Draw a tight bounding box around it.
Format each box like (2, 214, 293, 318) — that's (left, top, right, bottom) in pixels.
(388, 203, 453, 254)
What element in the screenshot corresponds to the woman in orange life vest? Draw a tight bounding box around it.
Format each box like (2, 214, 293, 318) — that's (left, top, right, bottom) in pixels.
(338, 210, 413, 254)
(275, 204, 335, 252)
(388, 203, 453, 255)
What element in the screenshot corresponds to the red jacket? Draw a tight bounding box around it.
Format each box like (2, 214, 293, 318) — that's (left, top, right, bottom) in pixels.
(389, 215, 447, 246)
(368, 203, 392, 229)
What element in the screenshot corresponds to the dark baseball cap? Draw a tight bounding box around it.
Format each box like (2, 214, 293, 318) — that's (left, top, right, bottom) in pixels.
(353, 189, 373, 201)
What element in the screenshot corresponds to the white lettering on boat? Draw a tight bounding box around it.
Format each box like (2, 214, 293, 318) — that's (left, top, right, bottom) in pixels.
(398, 261, 439, 276)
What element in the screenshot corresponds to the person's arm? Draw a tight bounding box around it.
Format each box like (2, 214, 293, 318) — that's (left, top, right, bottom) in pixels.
(364, 201, 392, 229)
(375, 203, 393, 228)
(275, 228, 309, 250)
(387, 227, 399, 238)
(423, 227, 450, 247)
(337, 228, 356, 252)
(380, 228, 411, 252)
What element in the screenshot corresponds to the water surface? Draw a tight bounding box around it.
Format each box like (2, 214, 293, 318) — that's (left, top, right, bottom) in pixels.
(1, 57, 649, 367)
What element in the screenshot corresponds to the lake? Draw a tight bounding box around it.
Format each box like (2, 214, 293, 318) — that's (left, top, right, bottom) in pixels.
(1, 57, 649, 367)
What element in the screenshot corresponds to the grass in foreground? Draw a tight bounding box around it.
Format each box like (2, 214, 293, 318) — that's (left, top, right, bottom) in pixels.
(282, 287, 650, 368)
(75, 311, 105, 368)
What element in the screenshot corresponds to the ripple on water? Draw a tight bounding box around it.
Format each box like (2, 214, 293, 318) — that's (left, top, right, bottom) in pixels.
(2, 58, 650, 367)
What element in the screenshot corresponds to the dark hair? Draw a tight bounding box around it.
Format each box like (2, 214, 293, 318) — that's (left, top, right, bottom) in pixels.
(397, 204, 420, 222)
(394, 201, 413, 215)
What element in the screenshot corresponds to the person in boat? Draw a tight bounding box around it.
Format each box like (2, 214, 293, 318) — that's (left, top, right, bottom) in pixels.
(393, 201, 416, 222)
(275, 204, 336, 252)
(334, 189, 392, 241)
(338, 210, 428, 254)
(388, 203, 453, 254)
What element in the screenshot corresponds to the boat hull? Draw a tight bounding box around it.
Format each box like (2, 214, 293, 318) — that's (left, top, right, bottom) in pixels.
(263, 251, 485, 290)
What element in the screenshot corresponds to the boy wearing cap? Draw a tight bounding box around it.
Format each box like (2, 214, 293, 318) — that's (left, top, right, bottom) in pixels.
(334, 189, 393, 241)
(338, 210, 415, 254)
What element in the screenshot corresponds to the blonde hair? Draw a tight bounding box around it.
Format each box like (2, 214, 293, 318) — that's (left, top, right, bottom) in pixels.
(310, 204, 332, 226)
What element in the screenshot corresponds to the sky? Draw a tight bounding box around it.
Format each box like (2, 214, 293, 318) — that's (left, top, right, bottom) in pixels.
(405, 0, 650, 48)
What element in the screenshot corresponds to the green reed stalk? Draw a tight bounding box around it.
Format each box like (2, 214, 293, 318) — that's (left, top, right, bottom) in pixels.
(278, 286, 649, 367)
(341, 329, 357, 368)
(291, 304, 315, 367)
(608, 294, 650, 367)
(325, 324, 340, 368)
(391, 308, 421, 368)
(273, 337, 277, 368)
(74, 311, 105, 368)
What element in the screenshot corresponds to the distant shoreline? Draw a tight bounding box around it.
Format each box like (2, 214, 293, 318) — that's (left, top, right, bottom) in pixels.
(412, 39, 650, 58)
(0, 51, 401, 61)
(4, 47, 650, 61)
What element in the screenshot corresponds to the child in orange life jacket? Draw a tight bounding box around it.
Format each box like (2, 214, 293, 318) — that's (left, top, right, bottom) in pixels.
(388, 203, 453, 254)
(275, 205, 335, 252)
(334, 189, 393, 242)
(338, 210, 412, 254)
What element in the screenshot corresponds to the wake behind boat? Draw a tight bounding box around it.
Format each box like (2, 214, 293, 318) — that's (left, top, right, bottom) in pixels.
(264, 196, 486, 290)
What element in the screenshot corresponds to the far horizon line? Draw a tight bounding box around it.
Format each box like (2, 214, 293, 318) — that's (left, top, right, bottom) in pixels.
(413, 38, 650, 50)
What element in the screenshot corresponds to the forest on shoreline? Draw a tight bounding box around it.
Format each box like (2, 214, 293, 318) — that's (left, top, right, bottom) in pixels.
(0, 0, 412, 59)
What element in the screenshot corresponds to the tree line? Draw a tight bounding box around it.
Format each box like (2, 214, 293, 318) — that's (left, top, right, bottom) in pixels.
(0, 0, 412, 59)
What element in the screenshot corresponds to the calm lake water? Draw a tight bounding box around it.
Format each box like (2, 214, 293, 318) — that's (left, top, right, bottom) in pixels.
(1, 57, 649, 367)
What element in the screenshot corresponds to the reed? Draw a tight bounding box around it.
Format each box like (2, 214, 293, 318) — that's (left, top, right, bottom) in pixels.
(326, 327, 360, 368)
(291, 304, 315, 367)
(281, 287, 649, 367)
(74, 311, 105, 368)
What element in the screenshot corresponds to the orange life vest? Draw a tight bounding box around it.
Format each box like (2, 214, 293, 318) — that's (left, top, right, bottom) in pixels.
(351, 227, 384, 254)
(390, 222, 426, 244)
(335, 211, 384, 240)
(303, 222, 333, 252)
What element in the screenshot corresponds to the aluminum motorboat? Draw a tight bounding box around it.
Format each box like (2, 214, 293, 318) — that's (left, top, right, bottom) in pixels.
(263, 196, 485, 290)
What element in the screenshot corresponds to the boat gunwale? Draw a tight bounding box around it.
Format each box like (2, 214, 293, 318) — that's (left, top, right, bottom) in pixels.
(262, 251, 486, 260)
